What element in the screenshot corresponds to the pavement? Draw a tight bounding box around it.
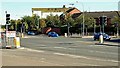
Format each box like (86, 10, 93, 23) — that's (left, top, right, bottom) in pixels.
(69, 34, 119, 46)
(80, 36, 119, 47)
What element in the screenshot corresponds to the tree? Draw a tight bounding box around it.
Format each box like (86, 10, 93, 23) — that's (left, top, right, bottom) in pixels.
(16, 19, 22, 32)
(46, 14, 60, 27)
(32, 14, 40, 29)
(9, 19, 16, 30)
(40, 19, 46, 28)
(80, 14, 95, 28)
(111, 16, 120, 27)
(65, 14, 74, 27)
(53, 15, 60, 27)
(21, 16, 34, 31)
(111, 16, 120, 36)
(1, 25, 5, 29)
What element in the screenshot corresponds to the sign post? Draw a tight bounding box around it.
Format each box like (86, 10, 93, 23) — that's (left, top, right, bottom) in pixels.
(6, 31, 16, 48)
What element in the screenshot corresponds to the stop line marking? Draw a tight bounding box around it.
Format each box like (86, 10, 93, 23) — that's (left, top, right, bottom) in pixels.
(54, 47, 67, 49)
(53, 52, 118, 63)
(24, 48, 45, 53)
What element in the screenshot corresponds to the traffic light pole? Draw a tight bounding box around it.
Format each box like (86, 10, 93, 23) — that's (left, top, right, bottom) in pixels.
(5, 11, 11, 47)
(117, 25, 119, 38)
(100, 25, 102, 32)
(5, 11, 8, 47)
(99, 16, 107, 33)
(102, 24, 104, 33)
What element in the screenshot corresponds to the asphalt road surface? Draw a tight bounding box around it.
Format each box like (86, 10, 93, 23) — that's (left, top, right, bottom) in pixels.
(2, 35, 119, 66)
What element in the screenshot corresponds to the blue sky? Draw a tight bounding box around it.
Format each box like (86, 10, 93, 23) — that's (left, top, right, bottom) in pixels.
(0, 0, 120, 25)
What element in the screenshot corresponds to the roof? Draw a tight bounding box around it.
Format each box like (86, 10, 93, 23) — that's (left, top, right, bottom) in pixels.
(66, 8, 76, 13)
(32, 8, 69, 12)
(84, 11, 120, 18)
(66, 8, 81, 13)
(65, 8, 81, 16)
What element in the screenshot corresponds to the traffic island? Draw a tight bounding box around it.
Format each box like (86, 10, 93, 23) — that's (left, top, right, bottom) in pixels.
(95, 43, 119, 47)
(70, 36, 82, 38)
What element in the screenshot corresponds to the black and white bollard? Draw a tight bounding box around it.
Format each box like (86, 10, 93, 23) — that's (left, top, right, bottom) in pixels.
(64, 33, 67, 37)
(99, 34, 104, 44)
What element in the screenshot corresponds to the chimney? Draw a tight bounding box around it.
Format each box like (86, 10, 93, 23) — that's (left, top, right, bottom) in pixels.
(63, 5, 66, 8)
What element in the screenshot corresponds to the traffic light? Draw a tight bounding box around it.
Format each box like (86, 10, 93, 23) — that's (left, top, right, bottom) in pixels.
(102, 16, 107, 24)
(99, 16, 103, 25)
(6, 14, 10, 24)
(99, 16, 107, 25)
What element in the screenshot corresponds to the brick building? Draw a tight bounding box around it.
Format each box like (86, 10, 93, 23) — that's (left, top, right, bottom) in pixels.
(84, 11, 120, 26)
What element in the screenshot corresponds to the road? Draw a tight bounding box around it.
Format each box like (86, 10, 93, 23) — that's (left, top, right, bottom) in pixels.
(2, 35, 119, 66)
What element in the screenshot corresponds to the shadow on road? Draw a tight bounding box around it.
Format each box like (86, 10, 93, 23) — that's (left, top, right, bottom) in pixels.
(108, 39, 120, 43)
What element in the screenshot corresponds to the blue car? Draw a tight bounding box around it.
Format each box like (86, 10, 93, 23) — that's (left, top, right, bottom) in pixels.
(48, 32, 59, 37)
(27, 31, 38, 35)
(94, 33, 111, 40)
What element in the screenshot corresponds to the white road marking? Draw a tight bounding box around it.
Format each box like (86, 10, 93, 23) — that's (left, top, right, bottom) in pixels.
(54, 53, 66, 56)
(72, 62, 99, 66)
(25, 48, 44, 53)
(54, 47, 67, 49)
(53, 52, 118, 63)
(40, 58, 46, 60)
(17, 47, 25, 49)
(75, 41, 94, 44)
(89, 45, 104, 46)
(40, 45, 46, 46)
(89, 50, 118, 55)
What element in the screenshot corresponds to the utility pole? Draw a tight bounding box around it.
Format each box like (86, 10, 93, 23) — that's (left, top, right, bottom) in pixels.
(0, 23, 1, 47)
(5, 11, 10, 46)
(77, 2, 84, 36)
(94, 22, 96, 34)
(67, 22, 70, 37)
(117, 26, 119, 37)
(115, 22, 119, 37)
(83, 10, 85, 36)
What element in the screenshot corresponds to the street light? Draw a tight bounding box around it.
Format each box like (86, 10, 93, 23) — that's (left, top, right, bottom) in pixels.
(15, 15, 18, 32)
(76, 1, 85, 36)
(82, 4, 85, 36)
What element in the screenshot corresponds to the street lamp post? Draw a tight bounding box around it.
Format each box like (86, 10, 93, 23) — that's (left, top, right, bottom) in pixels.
(117, 26, 119, 37)
(15, 15, 18, 32)
(94, 22, 96, 34)
(115, 22, 119, 38)
(76, 1, 85, 36)
(82, 7, 85, 36)
(80, 2, 85, 36)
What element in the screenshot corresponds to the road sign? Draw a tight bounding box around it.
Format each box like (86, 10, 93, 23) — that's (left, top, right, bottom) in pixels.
(6, 31, 16, 37)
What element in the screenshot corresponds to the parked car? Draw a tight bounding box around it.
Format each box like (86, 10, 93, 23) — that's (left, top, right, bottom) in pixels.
(48, 32, 59, 37)
(94, 32, 111, 40)
(27, 30, 39, 35)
